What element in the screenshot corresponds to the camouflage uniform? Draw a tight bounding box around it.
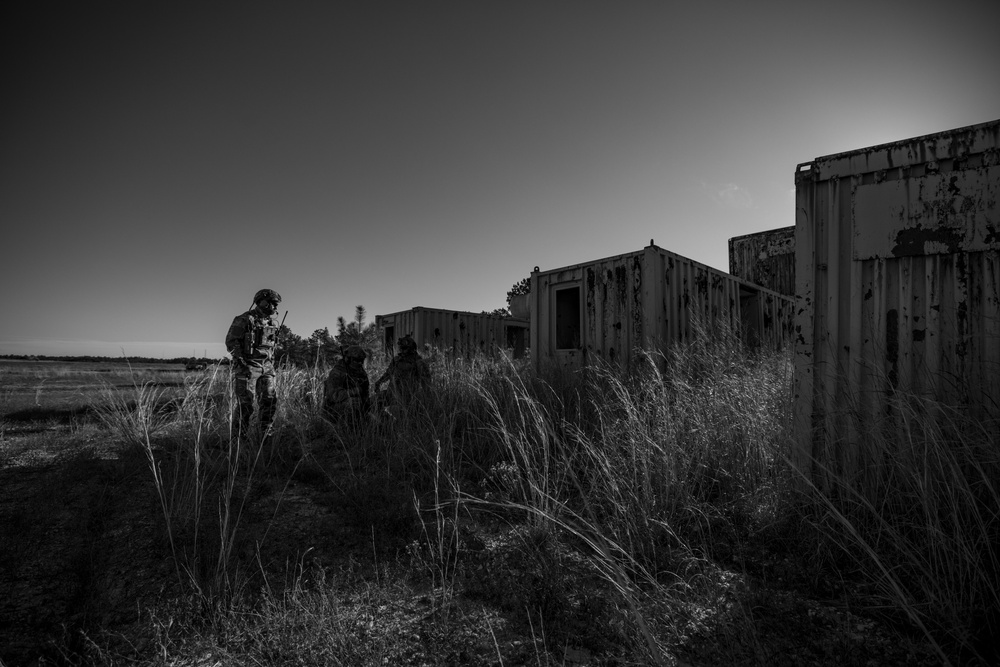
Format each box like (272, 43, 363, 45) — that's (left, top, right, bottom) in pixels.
(225, 289, 281, 439)
(374, 336, 430, 404)
(322, 346, 371, 426)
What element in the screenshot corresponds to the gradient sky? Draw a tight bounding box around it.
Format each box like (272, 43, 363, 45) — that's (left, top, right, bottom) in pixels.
(3, 1, 998, 359)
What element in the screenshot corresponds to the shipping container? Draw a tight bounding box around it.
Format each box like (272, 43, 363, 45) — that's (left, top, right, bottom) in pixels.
(375, 307, 529, 359)
(792, 119, 1000, 481)
(530, 242, 794, 371)
(729, 226, 796, 296)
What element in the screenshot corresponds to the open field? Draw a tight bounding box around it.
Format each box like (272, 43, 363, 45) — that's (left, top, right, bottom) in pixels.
(0, 345, 996, 666)
(1, 359, 187, 417)
(0, 360, 191, 466)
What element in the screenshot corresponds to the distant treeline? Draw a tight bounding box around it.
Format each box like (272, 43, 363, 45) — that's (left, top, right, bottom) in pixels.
(0, 354, 221, 365)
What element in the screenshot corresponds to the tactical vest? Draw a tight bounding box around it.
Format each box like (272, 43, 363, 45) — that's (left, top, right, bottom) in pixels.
(390, 353, 427, 385)
(394, 357, 420, 379)
(244, 313, 278, 362)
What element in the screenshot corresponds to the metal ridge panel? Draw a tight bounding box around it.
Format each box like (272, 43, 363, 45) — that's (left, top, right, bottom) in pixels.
(806, 118, 1000, 166)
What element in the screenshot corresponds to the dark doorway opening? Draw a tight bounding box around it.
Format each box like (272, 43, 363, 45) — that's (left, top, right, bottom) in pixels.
(555, 286, 581, 350)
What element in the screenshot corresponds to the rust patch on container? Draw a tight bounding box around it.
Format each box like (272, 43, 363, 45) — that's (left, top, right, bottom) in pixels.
(695, 270, 708, 294)
(632, 255, 643, 340)
(854, 164, 1000, 260)
(891, 224, 966, 257)
(728, 226, 796, 296)
(585, 267, 598, 347)
(615, 265, 628, 305)
(886, 308, 899, 392)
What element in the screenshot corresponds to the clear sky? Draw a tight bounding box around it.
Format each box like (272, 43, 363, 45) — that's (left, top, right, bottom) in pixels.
(2, 0, 998, 359)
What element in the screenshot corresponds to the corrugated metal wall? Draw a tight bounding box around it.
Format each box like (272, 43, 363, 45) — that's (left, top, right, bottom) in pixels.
(530, 244, 794, 371)
(792, 119, 1000, 480)
(375, 307, 529, 358)
(729, 226, 796, 296)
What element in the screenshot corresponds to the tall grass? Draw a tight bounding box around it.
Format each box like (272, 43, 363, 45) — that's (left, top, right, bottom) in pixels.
(457, 328, 995, 664)
(803, 390, 1000, 664)
(462, 331, 795, 663)
(575, 338, 794, 567)
(87, 332, 998, 665)
(96, 362, 298, 599)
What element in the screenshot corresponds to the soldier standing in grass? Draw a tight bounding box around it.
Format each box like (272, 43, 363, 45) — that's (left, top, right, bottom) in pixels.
(374, 335, 430, 407)
(225, 289, 281, 442)
(322, 345, 371, 427)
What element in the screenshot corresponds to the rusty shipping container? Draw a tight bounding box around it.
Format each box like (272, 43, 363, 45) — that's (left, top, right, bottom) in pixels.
(375, 307, 529, 359)
(530, 242, 794, 371)
(793, 119, 1000, 480)
(729, 226, 796, 296)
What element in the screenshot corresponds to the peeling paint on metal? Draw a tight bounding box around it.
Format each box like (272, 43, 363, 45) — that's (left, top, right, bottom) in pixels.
(792, 118, 1000, 484)
(530, 243, 794, 371)
(729, 226, 796, 296)
(375, 307, 529, 359)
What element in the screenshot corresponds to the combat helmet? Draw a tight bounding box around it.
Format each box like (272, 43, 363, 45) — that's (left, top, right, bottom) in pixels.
(343, 345, 367, 362)
(398, 335, 417, 352)
(253, 289, 282, 304)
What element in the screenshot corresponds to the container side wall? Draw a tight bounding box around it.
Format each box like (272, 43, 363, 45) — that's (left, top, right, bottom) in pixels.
(533, 246, 794, 371)
(729, 226, 797, 296)
(793, 119, 1000, 486)
(377, 311, 419, 352)
(376, 308, 528, 358)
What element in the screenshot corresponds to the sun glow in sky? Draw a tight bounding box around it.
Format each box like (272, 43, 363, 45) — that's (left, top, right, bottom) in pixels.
(2, 0, 998, 358)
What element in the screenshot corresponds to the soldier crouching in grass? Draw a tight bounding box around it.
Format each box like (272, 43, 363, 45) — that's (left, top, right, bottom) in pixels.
(225, 289, 281, 445)
(373, 335, 431, 414)
(322, 345, 371, 429)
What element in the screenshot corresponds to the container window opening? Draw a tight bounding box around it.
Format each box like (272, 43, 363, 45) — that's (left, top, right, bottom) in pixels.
(383, 326, 395, 355)
(555, 286, 581, 350)
(506, 325, 527, 358)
